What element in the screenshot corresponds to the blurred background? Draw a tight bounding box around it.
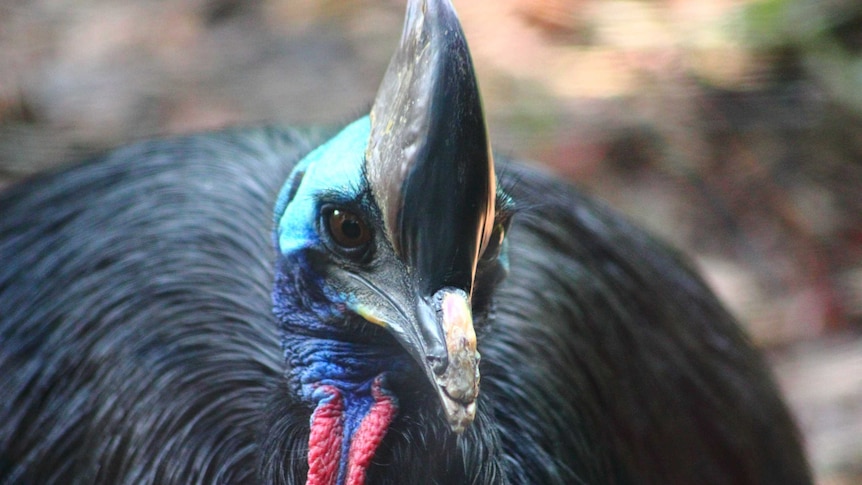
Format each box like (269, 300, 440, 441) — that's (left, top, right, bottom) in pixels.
(0, 0, 860, 482)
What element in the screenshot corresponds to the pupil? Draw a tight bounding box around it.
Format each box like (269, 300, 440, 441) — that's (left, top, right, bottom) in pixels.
(342, 219, 362, 239)
(327, 208, 370, 251)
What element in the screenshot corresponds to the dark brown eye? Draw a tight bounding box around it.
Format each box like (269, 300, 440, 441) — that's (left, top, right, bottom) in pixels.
(327, 209, 371, 249)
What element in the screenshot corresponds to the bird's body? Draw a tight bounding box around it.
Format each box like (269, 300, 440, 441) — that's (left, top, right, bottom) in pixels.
(0, 125, 809, 484)
(0, 1, 812, 483)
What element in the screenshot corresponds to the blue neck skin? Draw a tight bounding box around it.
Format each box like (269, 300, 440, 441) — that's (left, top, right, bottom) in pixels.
(272, 252, 406, 391)
(273, 253, 407, 483)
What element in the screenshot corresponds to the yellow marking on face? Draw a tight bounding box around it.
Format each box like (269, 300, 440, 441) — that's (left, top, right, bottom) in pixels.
(356, 306, 388, 328)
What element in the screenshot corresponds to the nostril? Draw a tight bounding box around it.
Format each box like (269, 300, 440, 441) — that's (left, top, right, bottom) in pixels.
(426, 354, 448, 376)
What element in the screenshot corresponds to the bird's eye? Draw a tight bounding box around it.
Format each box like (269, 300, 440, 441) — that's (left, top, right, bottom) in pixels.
(326, 208, 371, 250)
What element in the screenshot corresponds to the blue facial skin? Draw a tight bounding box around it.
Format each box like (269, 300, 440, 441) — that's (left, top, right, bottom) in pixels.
(272, 117, 404, 475)
(274, 116, 371, 256)
(273, 115, 394, 385)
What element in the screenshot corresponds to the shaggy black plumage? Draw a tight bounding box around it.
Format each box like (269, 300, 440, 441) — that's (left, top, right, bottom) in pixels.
(0, 124, 811, 484)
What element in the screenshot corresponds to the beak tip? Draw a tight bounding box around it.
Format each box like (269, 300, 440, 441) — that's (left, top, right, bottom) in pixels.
(435, 347, 480, 434)
(441, 396, 478, 434)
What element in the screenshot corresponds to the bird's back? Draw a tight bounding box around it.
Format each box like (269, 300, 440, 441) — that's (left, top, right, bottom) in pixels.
(0, 126, 317, 483)
(0, 127, 811, 484)
(480, 164, 811, 484)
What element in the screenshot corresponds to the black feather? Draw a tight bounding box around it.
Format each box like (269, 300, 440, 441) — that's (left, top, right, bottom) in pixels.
(0, 126, 811, 484)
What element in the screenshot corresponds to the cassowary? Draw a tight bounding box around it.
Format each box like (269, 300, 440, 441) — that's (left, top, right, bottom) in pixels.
(0, 1, 811, 484)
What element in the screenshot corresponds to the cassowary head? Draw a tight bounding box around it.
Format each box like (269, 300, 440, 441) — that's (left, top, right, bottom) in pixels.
(272, 0, 511, 482)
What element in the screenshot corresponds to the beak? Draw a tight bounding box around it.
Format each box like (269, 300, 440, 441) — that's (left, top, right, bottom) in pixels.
(354, 279, 480, 433)
(415, 288, 480, 433)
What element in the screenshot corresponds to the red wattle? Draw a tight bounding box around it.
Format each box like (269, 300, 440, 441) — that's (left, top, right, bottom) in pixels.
(306, 386, 344, 485)
(305, 378, 398, 485)
(345, 380, 398, 485)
